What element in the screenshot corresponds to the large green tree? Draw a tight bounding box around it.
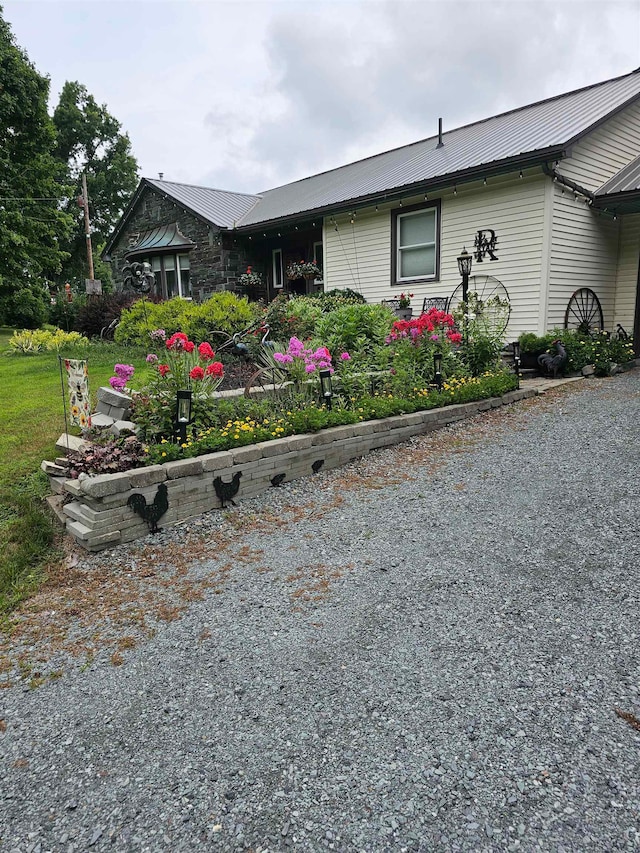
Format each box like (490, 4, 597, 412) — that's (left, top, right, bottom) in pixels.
(0, 10, 72, 326)
(53, 81, 139, 289)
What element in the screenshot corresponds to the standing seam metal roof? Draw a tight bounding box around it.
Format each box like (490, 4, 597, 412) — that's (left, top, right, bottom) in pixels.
(145, 179, 261, 229)
(596, 154, 640, 196)
(234, 69, 640, 227)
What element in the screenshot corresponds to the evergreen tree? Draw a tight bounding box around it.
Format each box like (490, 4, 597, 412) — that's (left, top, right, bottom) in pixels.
(0, 10, 72, 326)
(53, 81, 139, 289)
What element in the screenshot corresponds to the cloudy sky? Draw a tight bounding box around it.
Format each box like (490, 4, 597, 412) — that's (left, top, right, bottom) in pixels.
(3, 0, 640, 194)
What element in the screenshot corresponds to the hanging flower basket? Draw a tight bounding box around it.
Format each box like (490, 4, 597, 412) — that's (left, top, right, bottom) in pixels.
(286, 260, 321, 280)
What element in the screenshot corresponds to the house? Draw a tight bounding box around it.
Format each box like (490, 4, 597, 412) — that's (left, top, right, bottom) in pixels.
(104, 68, 640, 350)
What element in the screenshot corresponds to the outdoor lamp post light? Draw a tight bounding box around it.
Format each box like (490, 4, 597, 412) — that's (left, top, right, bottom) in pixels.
(456, 247, 473, 303)
(175, 389, 193, 444)
(319, 369, 333, 410)
(433, 352, 443, 390)
(512, 341, 521, 388)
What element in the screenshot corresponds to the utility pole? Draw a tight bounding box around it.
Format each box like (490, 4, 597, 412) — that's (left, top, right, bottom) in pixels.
(81, 172, 95, 280)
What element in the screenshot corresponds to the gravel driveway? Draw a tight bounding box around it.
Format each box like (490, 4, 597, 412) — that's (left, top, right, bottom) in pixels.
(1, 373, 639, 852)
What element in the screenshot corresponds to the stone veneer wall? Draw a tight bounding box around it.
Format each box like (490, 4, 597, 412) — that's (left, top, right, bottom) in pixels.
(109, 186, 254, 300)
(60, 388, 536, 552)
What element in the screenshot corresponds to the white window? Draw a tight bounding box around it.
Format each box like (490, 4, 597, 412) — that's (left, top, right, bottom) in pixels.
(145, 254, 192, 299)
(395, 206, 438, 281)
(272, 248, 284, 289)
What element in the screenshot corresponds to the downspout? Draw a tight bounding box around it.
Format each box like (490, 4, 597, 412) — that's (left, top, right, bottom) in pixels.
(542, 162, 595, 203)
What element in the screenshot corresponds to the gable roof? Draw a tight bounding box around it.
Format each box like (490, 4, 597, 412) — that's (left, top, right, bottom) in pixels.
(105, 68, 640, 254)
(236, 68, 640, 228)
(596, 153, 640, 196)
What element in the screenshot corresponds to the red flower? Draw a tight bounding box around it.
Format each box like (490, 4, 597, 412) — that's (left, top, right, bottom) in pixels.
(198, 342, 215, 360)
(205, 361, 224, 377)
(166, 332, 189, 350)
(448, 332, 462, 344)
(184, 341, 195, 353)
(158, 364, 170, 377)
(189, 366, 205, 381)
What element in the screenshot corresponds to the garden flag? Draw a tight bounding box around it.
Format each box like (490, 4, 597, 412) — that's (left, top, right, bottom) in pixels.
(64, 358, 91, 429)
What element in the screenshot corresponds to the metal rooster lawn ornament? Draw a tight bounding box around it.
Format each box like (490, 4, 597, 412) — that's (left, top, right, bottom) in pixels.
(537, 340, 568, 379)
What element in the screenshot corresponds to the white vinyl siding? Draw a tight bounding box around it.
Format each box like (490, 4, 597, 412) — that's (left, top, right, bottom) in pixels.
(613, 214, 640, 331)
(323, 172, 547, 336)
(547, 186, 619, 330)
(557, 99, 640, 191)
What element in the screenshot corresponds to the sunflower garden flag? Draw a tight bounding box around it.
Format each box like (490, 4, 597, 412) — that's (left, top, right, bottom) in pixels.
(64, 359, 91, 429)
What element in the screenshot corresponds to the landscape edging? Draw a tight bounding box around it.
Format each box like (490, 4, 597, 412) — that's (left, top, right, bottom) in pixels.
(61, 386, 538, 551)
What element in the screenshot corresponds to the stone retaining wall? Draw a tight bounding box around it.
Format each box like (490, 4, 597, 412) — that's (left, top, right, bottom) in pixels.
(59, 388, 537, 551)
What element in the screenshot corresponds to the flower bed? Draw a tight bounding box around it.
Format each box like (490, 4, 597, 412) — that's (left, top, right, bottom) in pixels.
(56, 376, 531, 552)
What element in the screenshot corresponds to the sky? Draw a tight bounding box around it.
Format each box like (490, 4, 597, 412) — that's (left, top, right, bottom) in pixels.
(3, 0, 640, 195)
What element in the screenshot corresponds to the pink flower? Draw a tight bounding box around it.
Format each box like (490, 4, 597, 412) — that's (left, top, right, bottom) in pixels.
(114, 363, 135, 380)
(448, 332, 463, 344)
(198, 342, 215, 360)
(305, 363, 316, 373)
(184, 341, 195, 353)
(158, 364, 170, 377)
(109, 376, 126, 391)
(340, 352, 351, 361)
(430, 334, 439, 342)
(166, 332, 189, 350)
(205, 361, 224, 377)
(146, 353, 159, 364)
(189, 366, 205, 380)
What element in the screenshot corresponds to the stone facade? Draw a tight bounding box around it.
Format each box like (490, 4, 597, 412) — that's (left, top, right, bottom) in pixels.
(108, 186, 258, 300)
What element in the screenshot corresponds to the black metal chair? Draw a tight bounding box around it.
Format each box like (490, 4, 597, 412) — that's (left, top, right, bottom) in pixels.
(381, 298, 402, 310)
(421, 296, 449, 313)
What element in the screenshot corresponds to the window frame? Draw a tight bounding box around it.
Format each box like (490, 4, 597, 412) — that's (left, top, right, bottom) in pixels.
(391, 199, 441, 286)
(272, 248, 284, 289)
(312, 240, 324, 284)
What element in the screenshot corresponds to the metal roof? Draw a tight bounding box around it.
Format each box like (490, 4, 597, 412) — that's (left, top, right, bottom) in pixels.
(596, 154, 640, 196)
(236, 68, 640, 228)
(126, 222, 195, 258)
(145, 179, 260, 229)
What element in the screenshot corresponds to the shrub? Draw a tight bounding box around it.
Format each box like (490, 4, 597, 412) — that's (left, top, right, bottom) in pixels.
(314, 303, 393, 362)
(75, 293, 136, 338)
(8, 328, 89, 354)
(114, 294, 258, 347)
(309, 288, 367, 312)
(263, 295, 323, 342)
(0, 284, 51, 329)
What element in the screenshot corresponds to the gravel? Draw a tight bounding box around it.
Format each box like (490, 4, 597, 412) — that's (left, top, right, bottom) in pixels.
(1, 373, 639, 852)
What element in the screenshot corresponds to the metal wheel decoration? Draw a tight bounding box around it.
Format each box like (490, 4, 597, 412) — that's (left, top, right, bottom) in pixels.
(122, 260, 155, 293)
(448, 274, 511, 337)
(564, 288, 604, 335)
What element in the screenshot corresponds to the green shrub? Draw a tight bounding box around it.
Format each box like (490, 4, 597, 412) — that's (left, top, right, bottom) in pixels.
(114, 294, 258, 347)
(8, 328, 89, 353)
(263, 295, 323, 342)
(314, 303, 393, 362)
(309, 288, 367, 312)
(0, 284, 51, 329)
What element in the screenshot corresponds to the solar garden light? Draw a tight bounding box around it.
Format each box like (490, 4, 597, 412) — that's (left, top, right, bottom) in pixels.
(433, 352, 443, 390)
(319, 369, 333, 410)
(512, 341, 521, 388)
(457, 247, 473, 303)
(175, 389, 193, 444)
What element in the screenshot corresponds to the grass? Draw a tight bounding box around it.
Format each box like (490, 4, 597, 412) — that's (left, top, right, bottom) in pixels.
(0, 327, 150, 616)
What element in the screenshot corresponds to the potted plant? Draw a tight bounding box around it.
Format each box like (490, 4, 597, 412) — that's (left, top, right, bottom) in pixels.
(395, 292, 413, 320)
(286, 260, 322, 281)
(238, 265, 263, 290)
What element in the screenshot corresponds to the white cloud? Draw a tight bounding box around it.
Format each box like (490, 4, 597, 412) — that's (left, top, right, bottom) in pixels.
(4, 0, 639, 195)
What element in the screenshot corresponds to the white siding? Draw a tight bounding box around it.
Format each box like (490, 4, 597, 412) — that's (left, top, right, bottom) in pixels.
(558, 99, 640, 191)
(323, 173, 548, 337)
(547, 185, 620, 330)
(614, 214, 640, 331)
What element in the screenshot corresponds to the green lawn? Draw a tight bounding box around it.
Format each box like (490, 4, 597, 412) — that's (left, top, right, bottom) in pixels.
(0, 328, 150, 615)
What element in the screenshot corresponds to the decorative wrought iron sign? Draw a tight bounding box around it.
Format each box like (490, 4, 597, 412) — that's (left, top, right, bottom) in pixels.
(473, 229, 499, 262)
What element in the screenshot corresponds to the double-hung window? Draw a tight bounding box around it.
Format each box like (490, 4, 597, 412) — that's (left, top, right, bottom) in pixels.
(392, 200, 440, 284)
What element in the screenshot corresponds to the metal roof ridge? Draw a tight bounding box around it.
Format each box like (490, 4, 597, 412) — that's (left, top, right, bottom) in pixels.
(145, 177, 261, 200)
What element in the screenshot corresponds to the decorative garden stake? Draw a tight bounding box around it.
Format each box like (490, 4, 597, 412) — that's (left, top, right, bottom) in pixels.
(433, 352, 443, 390)
(512, 341, 521, 388)
(319, 369, 333, 410)
(175, 389, 193, 444)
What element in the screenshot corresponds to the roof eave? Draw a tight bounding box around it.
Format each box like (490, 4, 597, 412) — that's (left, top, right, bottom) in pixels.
(234, 147, 566, 232)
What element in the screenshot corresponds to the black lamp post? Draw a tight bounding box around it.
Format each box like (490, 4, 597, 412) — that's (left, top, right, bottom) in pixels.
(457, 247, 473, 303)
(433, 352, 443, 390)
(319, 369, 333, 410)
(175, 389, 193, 444)
(512, 341, 521, 389)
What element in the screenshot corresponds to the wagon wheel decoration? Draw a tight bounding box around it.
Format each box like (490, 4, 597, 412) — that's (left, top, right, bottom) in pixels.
(564, 288, 604, 335)
(448, 274, 511, 337)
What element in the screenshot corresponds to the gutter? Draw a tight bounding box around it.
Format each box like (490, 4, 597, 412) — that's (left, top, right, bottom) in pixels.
(542, 162, 595, 203)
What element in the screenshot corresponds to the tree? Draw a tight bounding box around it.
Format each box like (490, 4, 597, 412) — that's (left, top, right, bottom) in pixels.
(0, 10, 73, 326)
(53, 81, 139, 289)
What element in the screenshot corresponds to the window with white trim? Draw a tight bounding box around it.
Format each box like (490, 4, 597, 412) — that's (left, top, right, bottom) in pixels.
(144, 253, 191, 299)
(391, 201, 440, 284)
(313, 240, 324, 283)
(272, 248, 284, 289)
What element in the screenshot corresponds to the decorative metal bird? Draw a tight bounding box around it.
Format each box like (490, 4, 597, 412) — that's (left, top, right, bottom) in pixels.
(271, 473, 286, 487)
(127, 483, 169, 533)
(537, 340, 568, 379)
(213, 471, 242, 507)
(311, 459, 325, 474)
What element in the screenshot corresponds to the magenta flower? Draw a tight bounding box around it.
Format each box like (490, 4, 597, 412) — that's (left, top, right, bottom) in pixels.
(340, 352, 351, 361)
(109, 376, 127, 391)
(114, 363, 135, 380)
